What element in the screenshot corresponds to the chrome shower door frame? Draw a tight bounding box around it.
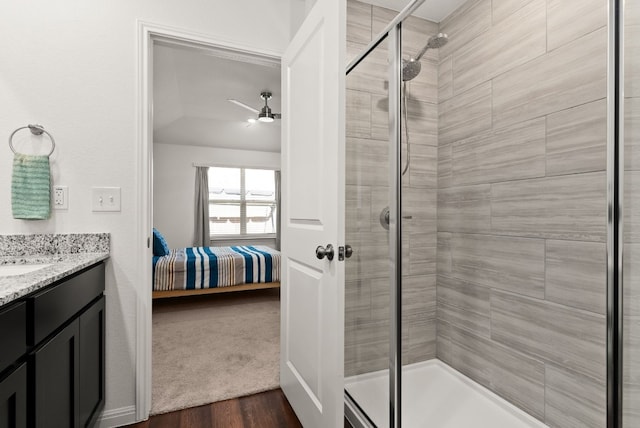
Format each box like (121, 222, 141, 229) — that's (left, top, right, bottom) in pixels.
(388, 21, 403, 428)
(607, 0, 624, 427)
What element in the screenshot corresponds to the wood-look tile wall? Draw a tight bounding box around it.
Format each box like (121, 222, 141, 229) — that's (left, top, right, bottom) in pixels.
(347, 1, 640, 426)
(436, 0, 609, 427)
(345, 0, 439, 377)
(624, 1, 640, 426)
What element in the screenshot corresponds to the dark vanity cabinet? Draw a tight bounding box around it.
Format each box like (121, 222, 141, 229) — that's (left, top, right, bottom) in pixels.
(33, 319, 80, 427)
(0, 301, 27, 428)
(0, 262, 105, 428)
(78, 296, 105, 428)
(0, 363, 27, 428)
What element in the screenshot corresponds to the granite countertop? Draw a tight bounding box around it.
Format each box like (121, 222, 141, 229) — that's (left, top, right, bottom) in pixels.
(0, 252, 109, 307)
(0, 233, 111, 307)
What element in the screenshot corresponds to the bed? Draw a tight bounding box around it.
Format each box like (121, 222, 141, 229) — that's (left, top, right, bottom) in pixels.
(151, 229, 280, 299)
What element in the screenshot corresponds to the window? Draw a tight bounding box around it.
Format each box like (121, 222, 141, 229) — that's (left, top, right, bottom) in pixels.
(208, 167, 277, 237)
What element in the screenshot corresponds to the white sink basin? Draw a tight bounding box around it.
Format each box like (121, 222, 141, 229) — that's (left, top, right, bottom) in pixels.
(0, 264, 52, 277)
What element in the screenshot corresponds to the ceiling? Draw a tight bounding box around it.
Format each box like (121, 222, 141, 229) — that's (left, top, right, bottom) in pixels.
(152, 0, 462, 154)
(364, 0, 468, 22)
(153, 44, 281, 153)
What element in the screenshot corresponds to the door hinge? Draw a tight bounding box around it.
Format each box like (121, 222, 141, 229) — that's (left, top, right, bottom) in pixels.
(147, 237, 150, 248)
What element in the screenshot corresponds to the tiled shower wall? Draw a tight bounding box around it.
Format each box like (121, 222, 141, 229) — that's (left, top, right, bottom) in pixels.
(345, 0, 640, 426)
(345, 0, 439, 376)
(436, 0, 608, 426)
(624, 1, 640, 426)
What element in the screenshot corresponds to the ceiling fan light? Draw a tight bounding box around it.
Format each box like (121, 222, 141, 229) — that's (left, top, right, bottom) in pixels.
(247, 118, 256, 123)
(258, 104, 274, 122)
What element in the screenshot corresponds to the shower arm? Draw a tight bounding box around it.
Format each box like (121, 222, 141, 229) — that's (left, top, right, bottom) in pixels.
(412, 44, 429, 62)
(411, 33, 448, 62)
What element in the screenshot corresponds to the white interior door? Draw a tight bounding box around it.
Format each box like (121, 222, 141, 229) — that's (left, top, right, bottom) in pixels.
(280, 0, 345, 427)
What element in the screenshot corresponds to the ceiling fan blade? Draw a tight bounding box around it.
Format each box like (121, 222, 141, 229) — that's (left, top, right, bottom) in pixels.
(227, 99, 259, 114)
(273, 113, 282, 119)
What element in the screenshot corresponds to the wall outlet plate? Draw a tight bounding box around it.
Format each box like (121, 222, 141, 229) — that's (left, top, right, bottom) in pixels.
(53, 185, 68, 210)
(92, 187, 121, 212)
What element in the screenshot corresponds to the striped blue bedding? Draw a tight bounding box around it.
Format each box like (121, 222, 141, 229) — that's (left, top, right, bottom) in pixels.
(153, 245, 280, 291)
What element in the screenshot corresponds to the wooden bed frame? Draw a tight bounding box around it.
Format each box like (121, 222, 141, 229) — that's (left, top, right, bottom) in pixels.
(152, 281, 280, 299)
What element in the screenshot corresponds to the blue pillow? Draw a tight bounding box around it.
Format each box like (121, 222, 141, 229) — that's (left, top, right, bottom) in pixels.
(152, 228, 171, 256)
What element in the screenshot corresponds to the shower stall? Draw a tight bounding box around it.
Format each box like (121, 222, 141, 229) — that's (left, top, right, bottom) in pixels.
(343, 0, 638, 427)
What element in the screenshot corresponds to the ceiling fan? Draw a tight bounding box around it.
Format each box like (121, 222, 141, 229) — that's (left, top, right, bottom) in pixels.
(227, 91, 281, 123)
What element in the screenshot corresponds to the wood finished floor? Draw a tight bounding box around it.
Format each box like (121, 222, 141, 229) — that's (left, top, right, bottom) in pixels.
(125, 389, 302, 428)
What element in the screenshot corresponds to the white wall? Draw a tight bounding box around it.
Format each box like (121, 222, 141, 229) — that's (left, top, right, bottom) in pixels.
(0, 1, 292, 425)
(153, 143, 280, 248)
(290, 0, 317, 36)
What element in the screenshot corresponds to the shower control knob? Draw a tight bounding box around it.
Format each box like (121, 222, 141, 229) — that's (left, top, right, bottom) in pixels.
(380, 207, 390, 230)
(316, 244, 334, 261)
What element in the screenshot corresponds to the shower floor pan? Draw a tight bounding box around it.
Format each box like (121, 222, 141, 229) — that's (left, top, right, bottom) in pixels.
(345, 359, 548, 428)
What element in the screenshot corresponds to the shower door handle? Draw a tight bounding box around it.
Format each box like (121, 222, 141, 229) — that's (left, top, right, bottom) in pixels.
(316, 244, 335, 261)
(344, 245, 353, 258)
(335, 245, 354, 261)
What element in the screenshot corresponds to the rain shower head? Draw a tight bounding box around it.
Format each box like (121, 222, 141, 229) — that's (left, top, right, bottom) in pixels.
(402, 33, 449, 81)
(425, 33, 449, 50)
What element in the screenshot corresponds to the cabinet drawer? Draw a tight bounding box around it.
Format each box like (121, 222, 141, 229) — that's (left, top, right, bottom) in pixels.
(29, 263, 104, 346)
(0, 302, 26, 374)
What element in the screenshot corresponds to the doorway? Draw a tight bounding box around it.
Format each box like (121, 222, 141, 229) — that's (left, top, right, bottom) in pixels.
(137, 23, 283, 419)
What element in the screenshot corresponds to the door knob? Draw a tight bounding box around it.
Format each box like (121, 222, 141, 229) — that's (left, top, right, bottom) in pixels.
(316, 244, 334, 261)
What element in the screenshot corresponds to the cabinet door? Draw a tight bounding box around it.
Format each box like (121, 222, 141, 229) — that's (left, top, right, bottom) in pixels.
(79, 297, 104, 428)
(32, 319, 79, 428)
(0, 362, 27, 428)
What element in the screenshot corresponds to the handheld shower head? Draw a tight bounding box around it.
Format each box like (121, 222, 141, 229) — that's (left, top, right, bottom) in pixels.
(401, 33, 449, 81)
(400, 33, 449, 177)
(402, 58, 422, 81)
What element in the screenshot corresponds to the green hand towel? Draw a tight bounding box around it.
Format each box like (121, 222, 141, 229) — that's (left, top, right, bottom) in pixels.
(11, 153, 51, 220)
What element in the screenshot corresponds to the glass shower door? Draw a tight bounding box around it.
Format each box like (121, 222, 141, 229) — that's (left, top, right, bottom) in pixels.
(344, 33, 395, 427)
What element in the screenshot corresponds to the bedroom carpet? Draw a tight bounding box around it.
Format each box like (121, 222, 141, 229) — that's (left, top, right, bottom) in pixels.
(151, 289, 280, 415)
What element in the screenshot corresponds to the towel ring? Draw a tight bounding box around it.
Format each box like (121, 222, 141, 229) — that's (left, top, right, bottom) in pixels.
(8, 124, 56, 157)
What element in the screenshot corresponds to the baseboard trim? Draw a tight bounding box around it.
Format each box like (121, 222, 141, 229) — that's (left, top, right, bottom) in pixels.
(97, 405, 138, 428)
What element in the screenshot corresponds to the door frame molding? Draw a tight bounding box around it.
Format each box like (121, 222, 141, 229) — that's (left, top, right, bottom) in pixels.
(135, 21, 281, 421)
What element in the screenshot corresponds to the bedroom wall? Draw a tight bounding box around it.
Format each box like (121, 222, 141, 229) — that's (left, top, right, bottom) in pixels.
(153, 143, 280, 249)
(0, 1, 292, 426)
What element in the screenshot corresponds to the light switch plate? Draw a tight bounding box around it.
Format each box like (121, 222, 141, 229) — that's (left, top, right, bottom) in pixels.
(53, 185, 68, 210)
(92, 187, 121, 212)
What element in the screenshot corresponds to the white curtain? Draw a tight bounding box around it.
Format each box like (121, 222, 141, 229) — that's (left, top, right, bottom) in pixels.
(193, 167, 210, 247)
(275, 170, 281, 251)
